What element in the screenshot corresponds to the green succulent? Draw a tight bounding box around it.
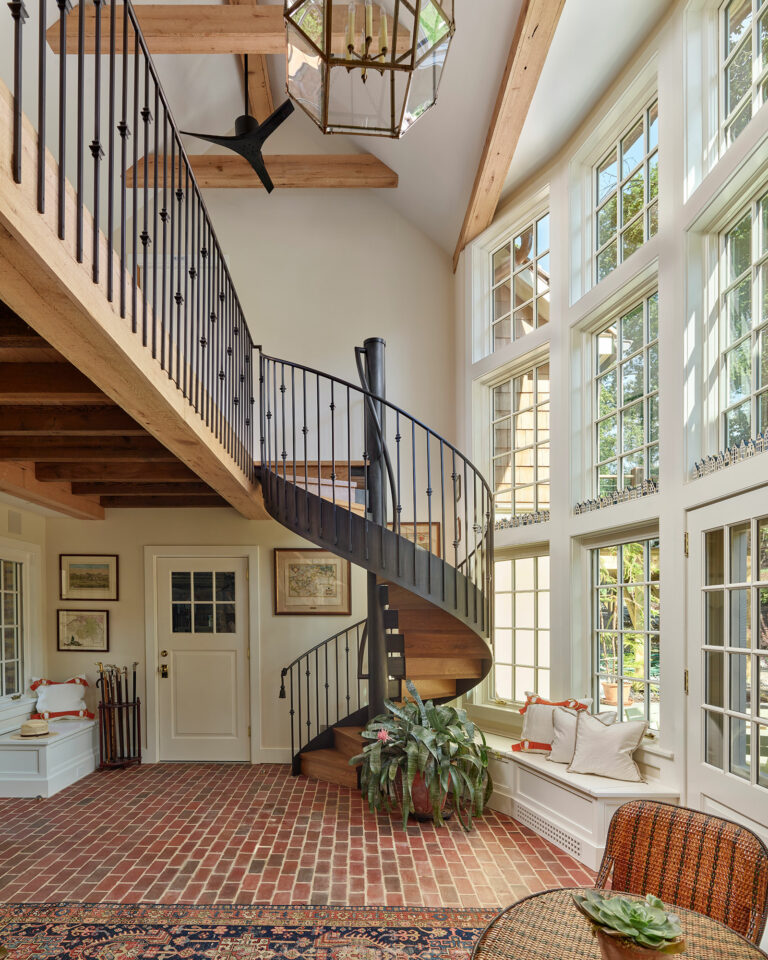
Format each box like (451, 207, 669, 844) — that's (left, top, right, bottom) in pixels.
(572, 890, 685, 953)
(349, 679, 492, 831)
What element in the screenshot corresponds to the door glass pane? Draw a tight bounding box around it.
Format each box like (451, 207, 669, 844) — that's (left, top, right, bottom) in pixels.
(172, 604, 191, 633)
(759, 724, 768, 788)
(729, 652, 751, 712)
(194, 572, 213, 602)
(759, 519, 768, 581)
(216, 604, 236, 633)
(759, 656, 768, 718)
(194, 604, 214, 633)
(706, 529, 725, 584)
(216, 572, 236, 602)
(171, 572, 191, 601)
(729, 716, 751, 779)
(730, 589, 751, 647)
(730, 522, 751, 582)
(705, 710, 724, 767)
(759, 588, 768, 650)
(706, 651, 725, 706)
(706, 592, 725, 646)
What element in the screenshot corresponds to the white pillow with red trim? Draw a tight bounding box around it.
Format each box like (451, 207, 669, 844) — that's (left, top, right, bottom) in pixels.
(30, 675, 94, 720)
(511, 691, 593, 755)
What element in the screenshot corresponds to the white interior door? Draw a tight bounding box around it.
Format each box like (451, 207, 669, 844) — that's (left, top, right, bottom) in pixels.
(687, 487, 768, 837)
(157, 557, 250, 761)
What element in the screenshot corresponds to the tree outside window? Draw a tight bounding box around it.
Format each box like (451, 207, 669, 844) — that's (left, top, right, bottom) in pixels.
(490, 214, 550, 351)
(720, 0, 768, 146)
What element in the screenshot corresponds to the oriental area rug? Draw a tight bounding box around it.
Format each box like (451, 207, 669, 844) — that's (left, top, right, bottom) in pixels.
(0, 903, 496, 960)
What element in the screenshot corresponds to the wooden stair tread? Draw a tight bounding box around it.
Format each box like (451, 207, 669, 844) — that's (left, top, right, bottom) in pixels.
(401, 677, 456, 699)
(405, 656, 484, 679)
(333, 725, 364, 759)
(300, 747, 358, 788)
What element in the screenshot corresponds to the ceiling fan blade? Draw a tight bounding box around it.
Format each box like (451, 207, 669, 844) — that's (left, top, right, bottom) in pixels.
(255, 99, 295, 144)
(180, 130, 242, 148)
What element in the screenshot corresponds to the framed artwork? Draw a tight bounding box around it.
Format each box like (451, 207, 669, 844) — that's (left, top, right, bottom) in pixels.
(274, 549, 351, 616)
(57, 610, 110, 652)
(389, 521, 441, 554)
(60, 555, 119, 601)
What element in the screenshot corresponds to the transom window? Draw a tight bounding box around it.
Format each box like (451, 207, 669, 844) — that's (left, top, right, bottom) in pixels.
(719, 189, 768, 447)
(594, 100, 658, 283)
(171, 571, 236, 633)
(593, 537, 660, 728)
(720, 0, 768, 146)
(493, 554, 550, 703)
(0, 559, 23, 699)
(490, 213, 550, 351)
(492, 361, 550, 517)
(594, 292, 659, 495)
(701, 519, 768, 787)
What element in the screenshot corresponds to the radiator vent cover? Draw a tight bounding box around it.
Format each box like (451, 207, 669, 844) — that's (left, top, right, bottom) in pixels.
(513, 800, 582, 858)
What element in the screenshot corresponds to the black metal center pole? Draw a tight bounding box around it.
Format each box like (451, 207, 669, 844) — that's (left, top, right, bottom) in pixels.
(363, 337, 388, 719)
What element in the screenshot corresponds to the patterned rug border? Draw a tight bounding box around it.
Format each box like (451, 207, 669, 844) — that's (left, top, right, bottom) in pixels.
(0, 902, 498, 926)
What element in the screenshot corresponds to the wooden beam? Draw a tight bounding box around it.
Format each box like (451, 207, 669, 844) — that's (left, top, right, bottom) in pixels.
(452, 0, 566, 271)
(0, 79, 265, 519)
(71, 481, 213, 495)
(226, 0, 274, 124)
(0, 461, 104, 520)
(0, 363, 108, 403)
(48, 4, 286, 55)
(0, 313, 48, 349)
(0, 405, 145, 435)
(101, 495, 229, 508)
(127, 154, 398, 190)
(35, 462, 201, 482)
(0, 438, 177, 461)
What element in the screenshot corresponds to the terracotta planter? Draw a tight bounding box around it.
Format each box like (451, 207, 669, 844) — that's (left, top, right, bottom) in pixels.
(397, 772, 451, 822)
(601, 681, 633, 706)
(595, 929, 682, 960)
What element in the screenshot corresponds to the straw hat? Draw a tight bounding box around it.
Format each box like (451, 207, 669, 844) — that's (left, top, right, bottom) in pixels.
(19, 718, 49, 737)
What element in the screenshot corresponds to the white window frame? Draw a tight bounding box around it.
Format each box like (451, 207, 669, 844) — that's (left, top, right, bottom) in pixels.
(0, 537, 40, 733)
(718, 0, 768, 150)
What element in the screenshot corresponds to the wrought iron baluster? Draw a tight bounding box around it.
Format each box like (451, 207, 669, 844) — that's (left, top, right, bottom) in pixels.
(347, 386, 352, 554)
(131, 29, 139, 323)
(440, 440, 446, 601)
(305, 655, 311, 747)
(56, 0, 70, 240)
(140, 56, 150, 344)
(316, 375, 322, 538)
(151, 80, 159, 356)
(118, 0, 128, 315)
(92, 0, 104, 282)
(106, 0, 115, 296)
(464, 460, 469, 617)
(160, 107, 168, 371)
(426, 431, 432, 593)
(324, 639, 329, 732)
(331, 380, 337, 545)
(9, 0, 28, 186)
(411, 423, 417, 585)
(37, 0, 45, 213)
(395, 411, 401, 577)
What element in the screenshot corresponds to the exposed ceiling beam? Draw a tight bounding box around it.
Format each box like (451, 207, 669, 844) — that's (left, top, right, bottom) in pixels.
(0, 438, 177, 461)
(127, 154, 398, 190)
(226, 0, 274, 124)
(35, 462, 202, 482)
(452, 0, 567, 271)
(0, 313, 49, 349)
(0, 462, 104, 520)
(0, 405, 145, 435)
(48, 4, 287, 55)
(71, 481, 213, 495)
(0, 363, 109, 404)
(101, 495, 230, 508)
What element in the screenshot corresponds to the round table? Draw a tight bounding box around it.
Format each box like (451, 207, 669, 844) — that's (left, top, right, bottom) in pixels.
(471, 888, 768, 960)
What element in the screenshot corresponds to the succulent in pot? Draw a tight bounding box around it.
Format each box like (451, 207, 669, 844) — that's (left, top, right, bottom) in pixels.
(350, 679, 492, 831)
(572, 890, 685, 958)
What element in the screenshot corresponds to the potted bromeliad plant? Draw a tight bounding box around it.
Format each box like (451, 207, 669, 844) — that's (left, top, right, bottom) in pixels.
(572, 890, 685, 960)
(350, 679, 492, 831)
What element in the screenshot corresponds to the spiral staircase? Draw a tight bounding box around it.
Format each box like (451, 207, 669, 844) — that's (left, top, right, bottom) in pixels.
(259, 343, 494, 788)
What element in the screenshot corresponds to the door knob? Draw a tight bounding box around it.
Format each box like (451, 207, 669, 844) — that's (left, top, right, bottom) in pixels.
(160, 649, 168, 658)
(160, 664, 169, 678)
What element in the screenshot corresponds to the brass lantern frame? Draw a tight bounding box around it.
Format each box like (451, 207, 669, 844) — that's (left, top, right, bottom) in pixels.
(284, 0, 455, 138)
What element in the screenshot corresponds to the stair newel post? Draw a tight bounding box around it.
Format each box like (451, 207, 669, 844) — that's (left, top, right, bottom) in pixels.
(362, 337, 389, 719)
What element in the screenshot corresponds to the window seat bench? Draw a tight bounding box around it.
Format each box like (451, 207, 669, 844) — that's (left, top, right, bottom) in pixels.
(485, 736, 679, 870)
(0, 718, 98, 798)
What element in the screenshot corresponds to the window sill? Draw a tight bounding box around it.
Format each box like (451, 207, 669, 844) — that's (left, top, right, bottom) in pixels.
(465, 701, 523, 739)
(0, 695, 35, 736)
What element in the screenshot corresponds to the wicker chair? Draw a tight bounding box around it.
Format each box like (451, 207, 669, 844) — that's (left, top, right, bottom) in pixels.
(596, 800, 768, 944)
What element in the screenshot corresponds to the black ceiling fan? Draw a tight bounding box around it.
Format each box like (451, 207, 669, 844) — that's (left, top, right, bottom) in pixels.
(181, 56, 294, 193)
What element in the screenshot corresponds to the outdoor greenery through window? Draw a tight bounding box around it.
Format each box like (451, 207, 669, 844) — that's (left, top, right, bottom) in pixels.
(594, 101, 658, 283)
(0, 559, 23, 699)
(490, 213, 550, 351)
(720, 188, 768, 447)
(720, 0, 768, 146)
(593, 537, 660, 728)
(594, 292, 659, 494)
(493, 555, 550, 703)
(492, 361, 550, 516)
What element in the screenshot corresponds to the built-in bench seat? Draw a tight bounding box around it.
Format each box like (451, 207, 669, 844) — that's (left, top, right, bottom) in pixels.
(485, 735, 679, 870)
(0, 718, 99, 798)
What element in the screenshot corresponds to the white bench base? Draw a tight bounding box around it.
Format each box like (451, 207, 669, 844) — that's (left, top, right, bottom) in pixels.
(0, 718, 98, 798)
(487, 746, 679, 870)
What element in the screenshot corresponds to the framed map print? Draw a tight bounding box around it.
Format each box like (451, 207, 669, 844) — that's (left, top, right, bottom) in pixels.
(274, 549, 351, 616)
(388, 521, 441, 554)
(60, 555, 118, 601)
(57, 610, 110, 651)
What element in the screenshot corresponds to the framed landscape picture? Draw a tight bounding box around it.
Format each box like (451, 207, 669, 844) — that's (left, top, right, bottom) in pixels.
(274, 549, 351, 616)
(57, 610, 110, 652)
(60, 555, 119, 601)
(389, 521, 441, 554)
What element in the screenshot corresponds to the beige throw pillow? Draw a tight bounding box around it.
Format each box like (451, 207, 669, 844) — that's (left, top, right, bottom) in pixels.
(567, 711, 647, 782)
(548, 707, 618, 764)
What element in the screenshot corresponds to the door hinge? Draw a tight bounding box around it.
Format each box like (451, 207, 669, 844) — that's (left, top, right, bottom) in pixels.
(684, 669, 689, 695)
(248, 725, 251, 737)
(246, 566, 249, 581)
(684, 532, 689, 558)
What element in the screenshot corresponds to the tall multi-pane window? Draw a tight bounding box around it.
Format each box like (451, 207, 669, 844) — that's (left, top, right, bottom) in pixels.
(700, 518, 768, 786)
(492, 361, 550, 516)
(594, 101, 658, 283)
(0, 559, 23, 699)
(490, 213, 550, 351)
(593, 537, 660, 728)
(720, 0, 768, 146)
(494, 554, 550, 703)
(719, 189, 768, 446)
(594, 293, 659, 494)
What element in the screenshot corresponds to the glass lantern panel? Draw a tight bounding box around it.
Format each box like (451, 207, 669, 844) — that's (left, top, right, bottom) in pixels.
(416, 0, 451, 57)
(287, 0, 325, 54)
(286, 22, 325, 124)
(402, 37, 449, 132)
(326, 62, 404, 134)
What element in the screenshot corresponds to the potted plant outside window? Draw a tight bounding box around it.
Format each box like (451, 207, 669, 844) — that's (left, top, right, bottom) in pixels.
(350, 679, 492, 831)
(572, 890, 685, 959)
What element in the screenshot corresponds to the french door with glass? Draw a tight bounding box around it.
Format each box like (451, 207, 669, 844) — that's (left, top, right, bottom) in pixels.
(687, 487, 768, 836)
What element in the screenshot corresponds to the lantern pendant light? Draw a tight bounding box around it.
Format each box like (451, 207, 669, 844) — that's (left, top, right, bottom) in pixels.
(284, 0, 455, 138)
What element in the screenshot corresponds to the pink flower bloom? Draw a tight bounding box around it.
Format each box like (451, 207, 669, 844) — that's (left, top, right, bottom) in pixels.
(377, 729, 390, 743)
